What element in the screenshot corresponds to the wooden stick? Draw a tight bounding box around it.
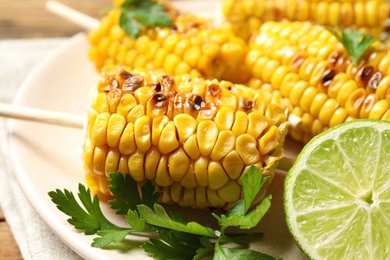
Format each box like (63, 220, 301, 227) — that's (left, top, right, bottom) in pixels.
(45, 0, 99, 31)
(0, 103, 84, 129)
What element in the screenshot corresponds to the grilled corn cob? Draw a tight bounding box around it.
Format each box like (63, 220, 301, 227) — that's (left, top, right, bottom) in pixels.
(246, 20, 390, 143)
(88, 4, 250, 83)
(222, 0, 389, 41)
(83, 66, 289, 210)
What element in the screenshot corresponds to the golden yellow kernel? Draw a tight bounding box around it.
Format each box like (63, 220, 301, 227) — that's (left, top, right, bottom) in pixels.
(128, 150, 145, 182)
(92, 112, 110, 146)
(197, 121, 219, 156)
(155, 155, 173, 187)
(144, 147, 160, 181)
(300, 86, 318, 112)
(376, 74, 390, 99)
(235, 133, 260, 165)
(183, 134, 201, 160)
(259, 125, 281, 155)
(107, 113, 126, 148)
(329, 107, 348, 128)
(195, 186, 207, 209)
(369, 99, 389, 119)
(311, 119, 323, 137)
(318, 98, 339, 126)
(246, 112, 268, 138)
(309, 93, 328, 119)
(117, 94, 137, 116)
(127, 104, 145, 123)
(93, 145, 108, 175)
(158, 121, 180, 154)
(213, 107, 234, 131)
(218, 180, 241, 203)
(170, 182, 182, 204)
(117, 155, 129, 175)
(232, 111, 249, 136)
(180, 163, 197, 189)
(221, 150, 244, 180)
(173, 114, 197, 143)
(207, 188, 225, 208)
(160, 186, 171, 205)
(163, 53, 181, 74)
(210, 130, 236, 161)
(153, 49, 168, 69)
(168, 148, 190, 182)
(133, 115, 151, 153)
(194, 156, 209, 187)
(83, 138, 94, 173)
(289, 80, 309, 106)
(151, 115, 169, 147)
(118, 122, 136, 155)
(208, 161, 229, 190)
(183, 46, 202, 68)
(92, 93, 109, 113)
(280, 72, 300, 97)
(105, 148, 120, 174)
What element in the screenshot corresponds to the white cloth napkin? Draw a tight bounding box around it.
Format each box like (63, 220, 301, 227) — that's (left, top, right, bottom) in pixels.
(0, 38, 82, 260)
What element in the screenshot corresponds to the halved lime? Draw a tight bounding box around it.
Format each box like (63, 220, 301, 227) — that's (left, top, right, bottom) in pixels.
(284, 119, 390, 259)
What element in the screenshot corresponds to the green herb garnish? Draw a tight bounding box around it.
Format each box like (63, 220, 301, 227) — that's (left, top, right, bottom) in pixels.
(49, 166, 280, 259)
(116, 0, 173, 38)
(326, 25, 378, 66)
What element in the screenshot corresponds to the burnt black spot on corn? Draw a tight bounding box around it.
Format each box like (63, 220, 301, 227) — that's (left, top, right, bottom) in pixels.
(83, 67, 289, 210)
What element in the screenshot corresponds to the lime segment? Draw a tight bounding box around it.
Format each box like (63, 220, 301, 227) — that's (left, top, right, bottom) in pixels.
(284, 119, 390, 259)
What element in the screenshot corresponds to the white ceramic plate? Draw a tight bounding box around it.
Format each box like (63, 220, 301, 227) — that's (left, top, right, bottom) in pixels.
(7, 33, 306, 259)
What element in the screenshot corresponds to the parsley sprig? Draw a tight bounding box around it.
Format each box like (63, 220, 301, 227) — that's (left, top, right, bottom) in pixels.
(115, 0, 173, 38)
(49, 166, 280, 259)
(326, 25, 378, 66)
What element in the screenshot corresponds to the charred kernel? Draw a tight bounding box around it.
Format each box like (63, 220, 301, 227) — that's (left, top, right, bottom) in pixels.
(152, 82, 162, 92)
(118, 69, 133, 79)
(207, 84, 221, 97)
(147, 93, 168, 118)
(160, 75, 175, 91)
(321, 69, 336, 87)
(368, 72, 382, 91)
(186, 94, 203, 112)
(123, 75, 144, 92)
(240, 97, 253, 111)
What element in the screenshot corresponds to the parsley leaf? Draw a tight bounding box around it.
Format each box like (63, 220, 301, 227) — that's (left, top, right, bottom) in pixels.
(214, 245, 281, 260)
(137, 204, 218, 238)
(48, 184, 120, 234)
(109, 172, 160, 214)
(326, 25, 378, 65)
(142, 229, 205, 259)
(116, 0, 173, 38)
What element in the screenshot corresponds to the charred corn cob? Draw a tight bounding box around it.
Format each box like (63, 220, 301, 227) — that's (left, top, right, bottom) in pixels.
(83, 66, 289, 210)
(222, 0, 389, 41)
(88, 4, 250, 84)
(246, 20, 390, 143)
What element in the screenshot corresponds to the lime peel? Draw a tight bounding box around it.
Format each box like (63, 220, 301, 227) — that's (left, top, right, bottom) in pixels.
(284, 119, 390, 260)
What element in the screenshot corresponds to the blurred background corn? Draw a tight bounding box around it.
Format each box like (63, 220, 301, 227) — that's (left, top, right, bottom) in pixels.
(88, 2, 250, 84)
(83, 66, 289, 210)
(222, 0, 390, 41)
(246, 20, 390, 144)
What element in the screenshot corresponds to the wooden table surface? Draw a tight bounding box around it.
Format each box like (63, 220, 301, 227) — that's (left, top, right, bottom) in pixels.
(0, 0, 111, 258)
(0, 0, 111, 39)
